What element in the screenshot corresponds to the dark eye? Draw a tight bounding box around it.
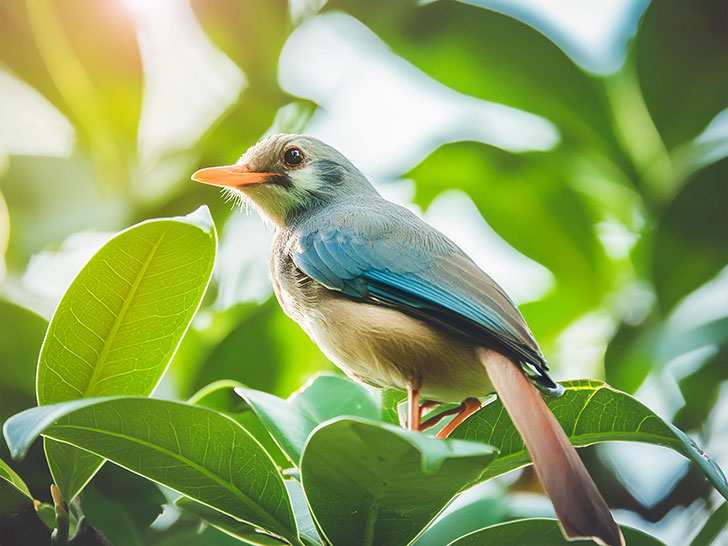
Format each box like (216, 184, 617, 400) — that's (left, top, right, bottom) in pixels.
(283, 146, 305, 167)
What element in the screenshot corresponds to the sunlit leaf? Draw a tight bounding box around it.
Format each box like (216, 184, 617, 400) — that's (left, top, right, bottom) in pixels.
(0, 459, 34, 515)
(189, 380, 291, 469)
(447, 518, 666, 546)
(236, 373, 382, 465)
(449, 380, 728, 498)
(301, 417, 498, 546)
(36, 206, 216, 502)
(4, 397, 301, 545)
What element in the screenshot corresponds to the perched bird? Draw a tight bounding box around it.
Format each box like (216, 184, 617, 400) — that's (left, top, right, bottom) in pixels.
(192, 134, 624, 546)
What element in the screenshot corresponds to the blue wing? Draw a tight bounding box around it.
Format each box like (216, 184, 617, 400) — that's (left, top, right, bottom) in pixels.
(292, 223, 559, 392)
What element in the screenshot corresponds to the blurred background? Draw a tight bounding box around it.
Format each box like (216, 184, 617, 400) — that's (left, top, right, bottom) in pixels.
(0, 0, 726, 544)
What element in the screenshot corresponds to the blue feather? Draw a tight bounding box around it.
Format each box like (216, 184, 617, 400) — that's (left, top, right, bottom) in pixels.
(291, 223, 553, 386)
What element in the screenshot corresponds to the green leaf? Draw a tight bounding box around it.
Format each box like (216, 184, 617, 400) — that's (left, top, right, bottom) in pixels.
(300, 417, 498, 546)
(0, 301, 47, 420)
(4, 397, 300, 545)
(236, 372, 382, 465)
(0, 458, 32, 498)
(189, 380, 291, 470)
(689, 502, 727, 546)
(0, 458, 34, 515)
(449, 380, 728, 498)
(175, 497, 288, 546)
(284, 480, 323, 546)
(326, 0, 630, 170)
(176, 481, 323, 546)
(36, 206, 217, 502)
(636, 0, 727, 150)
(447, 518, 667, 546)
(652, 160, 728, 312)
(174, 480, 322, 546)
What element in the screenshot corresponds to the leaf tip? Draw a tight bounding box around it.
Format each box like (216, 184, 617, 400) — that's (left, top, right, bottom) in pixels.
(182, 205, 215, 234)
(2, 415, 29, 461)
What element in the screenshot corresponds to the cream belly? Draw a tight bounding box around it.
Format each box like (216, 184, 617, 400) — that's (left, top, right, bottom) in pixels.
(291, 293, 495, 404)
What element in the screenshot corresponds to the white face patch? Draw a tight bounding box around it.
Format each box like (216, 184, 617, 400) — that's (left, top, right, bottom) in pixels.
(222, 165, 325, 226)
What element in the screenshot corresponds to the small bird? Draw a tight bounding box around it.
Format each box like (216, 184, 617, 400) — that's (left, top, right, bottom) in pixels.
(192, 134, 624, 546)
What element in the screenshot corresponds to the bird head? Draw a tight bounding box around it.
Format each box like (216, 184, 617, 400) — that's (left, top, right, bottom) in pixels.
(192, 134, 377, 225)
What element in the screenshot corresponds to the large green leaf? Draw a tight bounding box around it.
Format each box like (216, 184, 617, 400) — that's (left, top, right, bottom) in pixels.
(651, 159, 728, 312)
(176, 481, 323, 546)
(300, 417, 498, 546)
(175, 497, 288, 546)
(189, 380, 291, 470)
(327, 0, 631, 172)
(447, 518, 666, 546)
(636, 0, 727, 150)
(3, 397, 301, 545)
(236, 373, 382, 465)
(36, 206, 217, 502)
(449, 380, 728, 498)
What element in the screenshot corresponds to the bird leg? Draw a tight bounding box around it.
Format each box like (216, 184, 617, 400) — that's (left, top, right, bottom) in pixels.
(419, 404, 464, 431)
(435, 398, 481, 439)
(407, 386, 421, 431)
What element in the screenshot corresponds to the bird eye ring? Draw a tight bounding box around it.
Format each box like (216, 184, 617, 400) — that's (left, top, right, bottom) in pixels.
(283, 146, 305, 168)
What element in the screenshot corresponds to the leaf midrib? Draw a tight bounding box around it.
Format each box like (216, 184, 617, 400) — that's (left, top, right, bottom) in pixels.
(83, 228, 168, 397)
(43, 422, 295, 540)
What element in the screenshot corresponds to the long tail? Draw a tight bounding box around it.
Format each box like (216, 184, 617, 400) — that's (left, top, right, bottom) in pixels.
(479, 348, 624, 546)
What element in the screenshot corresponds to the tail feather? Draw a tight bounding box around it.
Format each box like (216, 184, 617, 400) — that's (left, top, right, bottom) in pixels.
(479, 348, 624, 546)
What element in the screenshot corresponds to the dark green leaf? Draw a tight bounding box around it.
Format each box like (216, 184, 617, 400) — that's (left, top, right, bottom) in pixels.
(36, 206, 216, 502)
(636, 0, 727, 150)
(447, 518, 667, 546)
(4, 397, 300, 545)
(652, 160, 728, 312)
(0, 458, 34, 515)
(689, 502, 728, 546)
(300, 417, 498, 546)
(81, 489, 142, 546)
(0, 301, 47, 419)
(237, 372, 381, 465)
(449, 380, 728, 498)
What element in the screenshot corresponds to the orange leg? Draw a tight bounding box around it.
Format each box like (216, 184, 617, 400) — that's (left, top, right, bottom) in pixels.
(407, 386, 421, 431)
(436, 398, 481, 439)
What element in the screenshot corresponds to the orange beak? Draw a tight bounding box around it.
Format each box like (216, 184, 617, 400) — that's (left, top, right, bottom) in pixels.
(191, 164, 274, 187)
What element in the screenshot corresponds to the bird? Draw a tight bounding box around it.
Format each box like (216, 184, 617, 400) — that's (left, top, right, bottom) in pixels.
(192, 133, 624, 546)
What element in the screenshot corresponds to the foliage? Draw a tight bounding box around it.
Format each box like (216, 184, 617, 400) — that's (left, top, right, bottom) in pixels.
(1, 0, 726, 545)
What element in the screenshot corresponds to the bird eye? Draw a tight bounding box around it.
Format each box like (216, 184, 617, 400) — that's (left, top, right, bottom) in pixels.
(283, 146, 305, 167)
